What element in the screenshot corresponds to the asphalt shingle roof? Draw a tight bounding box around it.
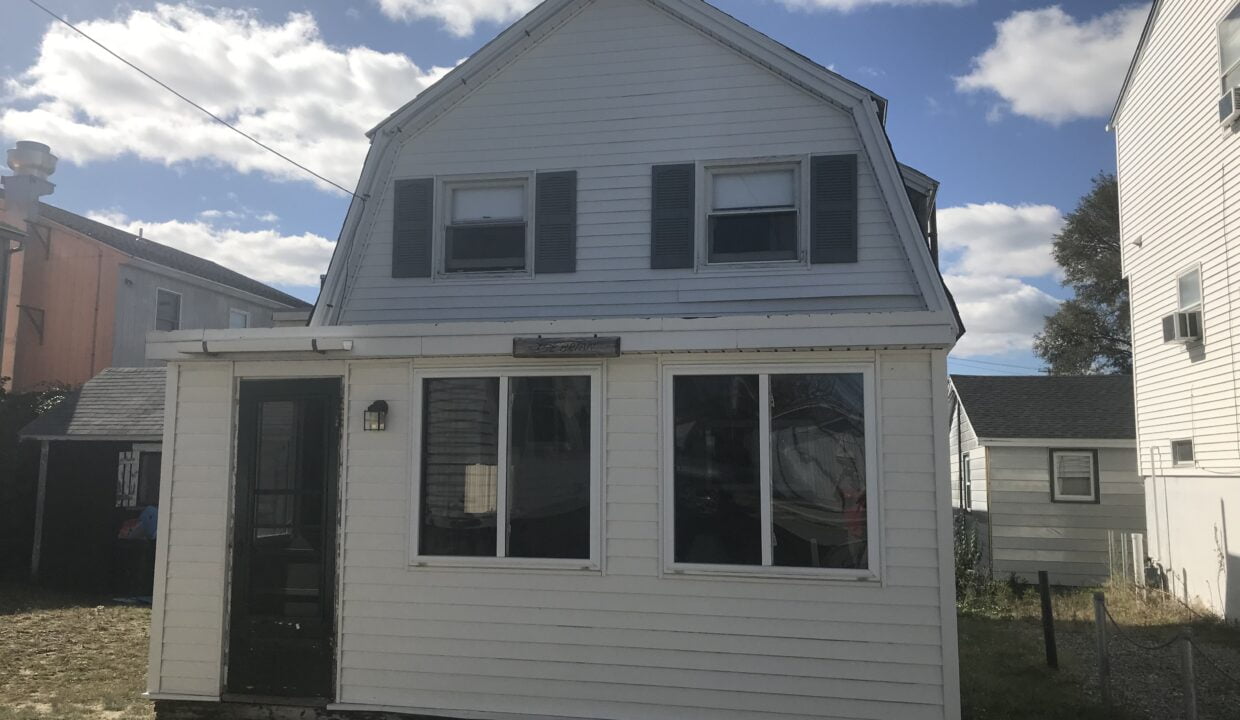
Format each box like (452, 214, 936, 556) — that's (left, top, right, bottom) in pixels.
(951, 375, 1135, 441)
(20, 367, 166, 441)
(1, 190, 310, 310)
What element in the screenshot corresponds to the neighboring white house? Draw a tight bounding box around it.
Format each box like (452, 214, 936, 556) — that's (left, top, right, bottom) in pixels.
(949, 375, 1143, 587)
(1111, 0, 1240, 620)
(144, 1, 963, 719)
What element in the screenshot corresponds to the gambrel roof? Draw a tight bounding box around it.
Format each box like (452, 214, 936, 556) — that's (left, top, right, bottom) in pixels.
(951, 375, 1135, 441)
(312, 0, 956, 333)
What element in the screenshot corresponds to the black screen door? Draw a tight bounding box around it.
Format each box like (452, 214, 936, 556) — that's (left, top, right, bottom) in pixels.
(227, 379, 340, 700)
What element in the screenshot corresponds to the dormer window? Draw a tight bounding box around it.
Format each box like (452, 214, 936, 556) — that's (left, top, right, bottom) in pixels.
(444, 180, 529, 273)
(707, 165, 799, 264)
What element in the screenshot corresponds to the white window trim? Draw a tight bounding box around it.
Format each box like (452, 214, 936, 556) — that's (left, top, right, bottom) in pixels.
(154, 287, 182, 332)
(409, 364, 603, 571)
(229, 308, 251, 329)
(1219, 4, 1240, 91)
(1050, 449, 1098, 503)
(1176, 264, 1203, 313)
(696, 156, 811, 272)
(1171, 439, 1196, 467)
(660, 361, 881, 581)
(434, 173, 536, 280)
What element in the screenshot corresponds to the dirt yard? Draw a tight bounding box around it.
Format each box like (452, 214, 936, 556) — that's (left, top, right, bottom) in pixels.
(1, 580, 1237, 720)
(960, 582, 1240, 720)
(0, 583, 153, 720)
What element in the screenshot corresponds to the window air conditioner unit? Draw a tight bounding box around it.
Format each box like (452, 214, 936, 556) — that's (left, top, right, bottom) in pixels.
(1162, 310, 1202, 344)
(1221, 87, 1240, 126)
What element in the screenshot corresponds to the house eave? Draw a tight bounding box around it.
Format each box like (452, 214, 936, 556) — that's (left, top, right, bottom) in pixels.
(976, 437, 1136, 449)
(1108, 0, 1162, 130)
(150, 311, 959, 362)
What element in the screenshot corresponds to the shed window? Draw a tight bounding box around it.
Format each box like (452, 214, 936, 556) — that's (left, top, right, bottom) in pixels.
(229, 309, 250, 329)
(155, 289, 180, 332)
(668, 367, 875, 575)
(1171, 439, 1195, 466)
(1051, 450, 1097, 503)
(960, 452, 973, 511)
(415, 370, 598, 566)
(707, 166, 799, 263)
(1221, 5, 1240, 91)
(444, 181, 527, 273)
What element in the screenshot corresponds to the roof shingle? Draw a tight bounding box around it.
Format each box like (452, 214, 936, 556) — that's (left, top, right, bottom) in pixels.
(951, 375, 1135, 440)
(20, 367, 166, 441)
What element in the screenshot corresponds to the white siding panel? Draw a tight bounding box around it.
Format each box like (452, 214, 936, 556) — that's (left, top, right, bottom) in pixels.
(337, 351, 950, 719)
(985, 447, 1144, 586)
(337, 0, 922, 324)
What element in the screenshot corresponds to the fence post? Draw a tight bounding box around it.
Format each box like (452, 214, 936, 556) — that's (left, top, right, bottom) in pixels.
(1181, 628, 1198, 720)
(1094, 592, 1111, 708)
(1038, 571, 1058, 669)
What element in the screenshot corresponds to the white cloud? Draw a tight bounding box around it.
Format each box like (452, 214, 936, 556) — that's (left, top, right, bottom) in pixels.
(375, 0, 540, 36)
(89, 211, 334, 290)
(938, 202, 1063, 277)
(946, 274, 1061, 357)
(938, 202, 1065, 357)
(956, 4, 1148, 124)
(1, 5, 455, 192)
(779, 0, 972, 11)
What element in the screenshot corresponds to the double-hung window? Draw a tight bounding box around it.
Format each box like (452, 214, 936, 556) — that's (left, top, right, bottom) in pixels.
(665, 365, 877, 577)
(1222, 5, 1240, 92)
(707, 165, 799, 264)
(444, 180, 529, 273)
(413, 368, 600, 567)
(155, 289, 181, 331)
(1050, 450, 1098, 503)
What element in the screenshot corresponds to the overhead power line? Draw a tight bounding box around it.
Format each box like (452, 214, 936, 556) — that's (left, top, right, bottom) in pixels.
(26, 0, 364, 199)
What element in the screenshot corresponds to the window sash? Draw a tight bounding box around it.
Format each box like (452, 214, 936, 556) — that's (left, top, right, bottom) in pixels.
(1051, 451, 1096, 502)
(411, 367, 601, 569)
(1177, 268, 1202, 311)
(451, 184, 526, 223)
(664, 364, 878, 580)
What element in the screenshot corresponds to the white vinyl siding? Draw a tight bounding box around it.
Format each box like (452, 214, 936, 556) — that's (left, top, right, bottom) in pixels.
(337, 0, 922, 324)
(1115, 0, 1240, 477)
(986, 446, 1143, 587)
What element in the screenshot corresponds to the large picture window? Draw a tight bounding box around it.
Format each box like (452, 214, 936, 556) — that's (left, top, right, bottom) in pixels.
(666, 365, 877, 577)
(413, 368, 599, 567)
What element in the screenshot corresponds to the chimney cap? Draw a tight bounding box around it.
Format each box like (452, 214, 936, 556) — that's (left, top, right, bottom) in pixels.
(7, 141, 57, 181)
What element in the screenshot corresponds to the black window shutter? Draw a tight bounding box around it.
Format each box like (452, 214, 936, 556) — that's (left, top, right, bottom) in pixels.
(651, 164, 695, 269)
(810, 154, 858, 264)
(535, 171, 577, 273)
(392, 178, 434, 278)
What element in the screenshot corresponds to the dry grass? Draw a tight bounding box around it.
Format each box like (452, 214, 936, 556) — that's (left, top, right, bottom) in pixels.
(960, 581, 1240, 720)
(0, 583, 153, 720)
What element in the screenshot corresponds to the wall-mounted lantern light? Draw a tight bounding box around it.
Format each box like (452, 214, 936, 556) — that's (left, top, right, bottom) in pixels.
(364, 400, 388, 432)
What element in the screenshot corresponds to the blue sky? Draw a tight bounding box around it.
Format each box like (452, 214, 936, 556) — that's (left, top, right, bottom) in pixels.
(1, 0, 1148, 375)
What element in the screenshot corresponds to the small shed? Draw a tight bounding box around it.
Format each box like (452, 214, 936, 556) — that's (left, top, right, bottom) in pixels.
(20, 367, 166, 594)
(949, 375, 1144, 586)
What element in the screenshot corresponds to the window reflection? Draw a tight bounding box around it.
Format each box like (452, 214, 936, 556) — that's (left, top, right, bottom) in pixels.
(770, 373, 867, 569)
(420, 378, 500, 556)
(672, 375, 762, 565)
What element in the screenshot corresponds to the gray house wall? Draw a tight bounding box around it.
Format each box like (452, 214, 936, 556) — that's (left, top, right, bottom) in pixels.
(112, 262, 280, 367)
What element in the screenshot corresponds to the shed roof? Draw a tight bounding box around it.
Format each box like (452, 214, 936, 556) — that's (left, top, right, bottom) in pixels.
(950, 374, 1135, 440)
(20, 367, 166, 442)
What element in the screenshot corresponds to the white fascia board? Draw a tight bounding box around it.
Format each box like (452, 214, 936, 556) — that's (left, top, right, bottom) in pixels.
(150, 311, 958, 361)
(977, 437, 1136, 449)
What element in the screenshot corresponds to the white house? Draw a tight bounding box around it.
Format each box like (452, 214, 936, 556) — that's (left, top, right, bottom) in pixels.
(144, 1, 963, 718)
(1111, 0, 1240, 620)
(949, 375, 1143, 587)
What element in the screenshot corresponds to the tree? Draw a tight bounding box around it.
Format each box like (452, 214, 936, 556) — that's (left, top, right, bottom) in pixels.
(1033, 173, 1131, 375)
